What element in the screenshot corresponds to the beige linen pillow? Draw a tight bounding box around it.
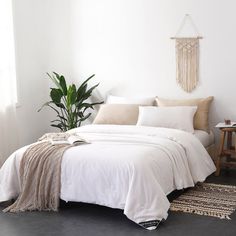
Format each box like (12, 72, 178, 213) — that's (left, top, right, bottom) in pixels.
(93, 104, 139, 125)
(156, 96, 214, 133)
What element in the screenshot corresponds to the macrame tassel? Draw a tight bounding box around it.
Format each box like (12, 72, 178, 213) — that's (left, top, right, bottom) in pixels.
(175, 38, 199, 93)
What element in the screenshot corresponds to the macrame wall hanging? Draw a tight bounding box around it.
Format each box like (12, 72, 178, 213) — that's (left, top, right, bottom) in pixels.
(171, 14, 203, 93)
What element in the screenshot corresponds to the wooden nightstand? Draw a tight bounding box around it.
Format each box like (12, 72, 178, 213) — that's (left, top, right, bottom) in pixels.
(215, 123, 236, 176)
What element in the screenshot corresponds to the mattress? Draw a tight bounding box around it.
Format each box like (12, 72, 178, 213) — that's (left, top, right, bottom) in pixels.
(194, 130, 214, 147)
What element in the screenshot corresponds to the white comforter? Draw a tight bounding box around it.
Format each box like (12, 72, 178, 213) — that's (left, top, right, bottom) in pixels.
(0, 125, 216, 229)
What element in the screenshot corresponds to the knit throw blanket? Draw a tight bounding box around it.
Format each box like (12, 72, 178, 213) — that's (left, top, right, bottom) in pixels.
(4, 140, 72, 213)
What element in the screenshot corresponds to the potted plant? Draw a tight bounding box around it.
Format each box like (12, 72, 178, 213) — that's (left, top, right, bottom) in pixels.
(38, 72, 103, 131)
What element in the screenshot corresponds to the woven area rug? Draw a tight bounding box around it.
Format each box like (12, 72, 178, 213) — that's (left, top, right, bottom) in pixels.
(170, 183, 236, 219)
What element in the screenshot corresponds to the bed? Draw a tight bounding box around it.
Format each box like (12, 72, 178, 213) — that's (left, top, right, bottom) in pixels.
(0, 95, 216, 230)
(0, 124, 216, 230)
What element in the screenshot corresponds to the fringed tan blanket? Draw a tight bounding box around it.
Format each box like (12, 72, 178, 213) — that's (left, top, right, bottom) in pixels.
(4, 141, 71, 212)
(170, 182, 236, 220)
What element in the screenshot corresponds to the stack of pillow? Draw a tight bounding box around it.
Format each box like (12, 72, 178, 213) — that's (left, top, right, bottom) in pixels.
(93, 95, 213, 134)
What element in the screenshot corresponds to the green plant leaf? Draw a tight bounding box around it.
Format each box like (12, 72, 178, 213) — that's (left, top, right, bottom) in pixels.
(39, 72, 102, 131)
(55, 103, 66, 109)
(76, 102, 92, 110)
(67, 84, 77, 107)
(76, 75, 95, 102)
(77, 111, 83, 118)
(70, 84, 77, 104)
(51, 124, 64, 131)
(51, 72, 67, 95)
(79, 113, 91, 122)
(37, 101, 53, 112)
(92, 101, 104, 106)
(48, 73, 62, 91)
(50, 119, 62, 123)
(83, 83, 99, 100)
(37, 101, 61, 117)
(76, 83, 87, 102)
(82, 101, 104, 112)
(52, 72, 60, 78)
(57, 115, 67, 121)
(50, 88, 63, 104)
(80, 74, 95, 88)
(58, 75, 67, 95)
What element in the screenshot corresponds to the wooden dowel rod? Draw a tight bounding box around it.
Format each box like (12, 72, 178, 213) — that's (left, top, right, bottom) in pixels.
(170, 36, 203, 39)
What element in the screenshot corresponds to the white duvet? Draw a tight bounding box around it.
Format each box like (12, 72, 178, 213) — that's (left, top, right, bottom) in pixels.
(0, 125, 216, 229)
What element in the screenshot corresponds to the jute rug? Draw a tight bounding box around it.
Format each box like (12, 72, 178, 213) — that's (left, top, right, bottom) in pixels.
(170, 183, 236, 219)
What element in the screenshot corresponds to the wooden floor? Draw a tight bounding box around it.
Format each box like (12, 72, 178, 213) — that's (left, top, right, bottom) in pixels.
(0, 169, 236, 236)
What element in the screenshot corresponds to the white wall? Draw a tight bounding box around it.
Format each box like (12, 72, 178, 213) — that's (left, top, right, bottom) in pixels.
(12, 0, 236, 146)
(68, 0, 236, 139)
(12, 0, 72, 146)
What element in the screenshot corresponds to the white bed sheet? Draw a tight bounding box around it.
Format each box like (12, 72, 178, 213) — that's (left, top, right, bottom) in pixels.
(194, 130, 214, 147)
(0, 125, 216, 230)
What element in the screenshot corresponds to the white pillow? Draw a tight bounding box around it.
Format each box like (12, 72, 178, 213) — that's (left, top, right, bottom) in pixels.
(136, 106, 197, 133)
(106, 95, 155, 105)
